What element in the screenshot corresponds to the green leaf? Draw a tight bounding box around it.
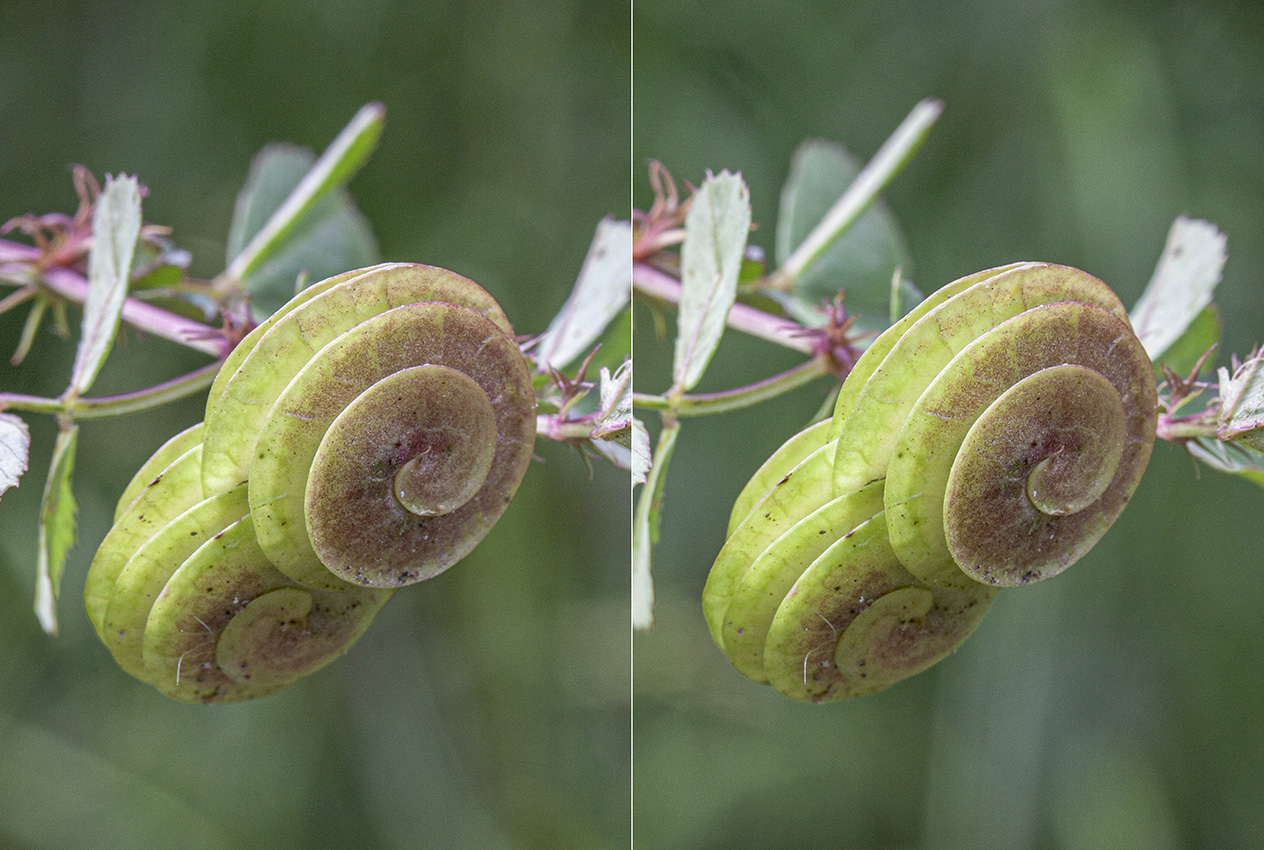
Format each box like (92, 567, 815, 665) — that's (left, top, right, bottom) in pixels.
(34, 424, 79, 635)
(1153, 305, 1219, 377)
(0, 412, 31, 500)
(1186, 436, 1264, 488)
(1130, 216, 1227, 363)
(632, 422, 679, 629)
(223, 102, 385, 314)
(226, 142, 380, 320)
(775, 139, 915, 330)
(535, 218, 633, 371)
(672, 171, 751, 393)
(69, 175, 142, 395)
(773, 99, 941, 292)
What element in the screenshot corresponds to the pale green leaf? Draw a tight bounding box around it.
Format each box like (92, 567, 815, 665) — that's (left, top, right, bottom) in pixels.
(775, 139, 915, 329)
(632, 423, 678, 629)
(34, 425, 79, 635)
(774, 99, 941, 290)
(1152, 305, 1219, 377)
(226, 143, 380, 320)
(1130, 216, 1227, 362)
(1187, 436, 1264, 488)
(0, 412, 31, 500)
(70, 175, 142, 395)
(535, 218, 633, 371)
(223, 102, 385, 296)
(673, 171, 750, 392)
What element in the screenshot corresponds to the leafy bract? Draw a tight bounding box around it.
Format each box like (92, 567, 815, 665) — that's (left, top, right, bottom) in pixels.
(1217, 351, 1264, 449)
(535, 218, 633, 371)
(1130, 216, 1227, 363)
(70, 175, 142, 395)
(1187, 436, 1264, 488)
(672, 171, 750, 393)
(34, 425, 79, 635)
(633, 423, 679, 630)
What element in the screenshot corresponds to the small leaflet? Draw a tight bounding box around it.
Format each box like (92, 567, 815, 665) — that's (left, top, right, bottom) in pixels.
(70, 175, 142, 396)
(535, 219, 633, 371)
(1217, 351, 1264, 448)
(34, 425, 79, 636)
(672, 172, 751, 393)
(1130, 216, 1227, 363)
(632, 424, 679, 630)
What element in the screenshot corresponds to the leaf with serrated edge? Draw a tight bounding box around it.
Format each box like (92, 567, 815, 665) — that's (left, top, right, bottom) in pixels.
(633, 423, 678, 629)
(70, 175, 142, 395)
(34, 425, 79, 635)
(0, 413, 30, 500)
(1130, 216, 1227, 362)
(672, 172, 750, 392)
(535, 218, 632, 371)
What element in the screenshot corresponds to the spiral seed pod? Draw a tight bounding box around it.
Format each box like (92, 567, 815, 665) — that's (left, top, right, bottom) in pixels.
(704, 263, 1157, 703)
(84, 264, 536, 703)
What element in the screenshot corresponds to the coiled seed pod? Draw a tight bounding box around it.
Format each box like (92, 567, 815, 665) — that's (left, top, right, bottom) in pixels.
(703, 263, 1157, 703)
(84, 264, 536, 703)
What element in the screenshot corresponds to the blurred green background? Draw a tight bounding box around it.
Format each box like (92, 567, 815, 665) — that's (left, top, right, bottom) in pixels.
(634, 2, 1264, 849)
(0, 2, 628, 849)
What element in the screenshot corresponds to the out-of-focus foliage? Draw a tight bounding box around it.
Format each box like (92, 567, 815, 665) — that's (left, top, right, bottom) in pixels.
(0, 2, 628, 848)
(634, 1, 1264, 848)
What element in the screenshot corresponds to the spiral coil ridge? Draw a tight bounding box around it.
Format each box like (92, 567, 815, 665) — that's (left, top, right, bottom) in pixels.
(85, 264, 536, 703)
(703, 263, 1157, 702)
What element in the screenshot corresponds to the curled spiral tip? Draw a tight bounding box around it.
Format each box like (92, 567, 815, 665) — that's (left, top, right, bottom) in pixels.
(705, 263, 1157, 702)
(85, 264, 535, 703)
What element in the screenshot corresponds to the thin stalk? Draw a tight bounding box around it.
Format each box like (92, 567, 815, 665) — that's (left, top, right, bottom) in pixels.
(37, 267, 223, 357)
(537, 414, 605, 441)
(1, 239, 224, 357)
(633, 262, 813, 354)
(634, 357, 830, 418)
(0, 362, 220, 420)
(1156, 417, 1220, 443)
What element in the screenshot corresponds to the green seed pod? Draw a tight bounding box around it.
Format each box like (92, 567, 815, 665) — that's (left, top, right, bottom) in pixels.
(85, 264, 536, 703)
(704, 263, 1157, 703)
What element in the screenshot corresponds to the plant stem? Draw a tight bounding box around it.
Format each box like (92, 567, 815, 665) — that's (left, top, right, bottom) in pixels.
(633, 262, 813, 354)
(0, 362, 220, 420)
(1, 243, 224, 358)
(1156, 417, 1220, 442)
(634, 357, 831, 417)
(537, 414, 604, 441)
